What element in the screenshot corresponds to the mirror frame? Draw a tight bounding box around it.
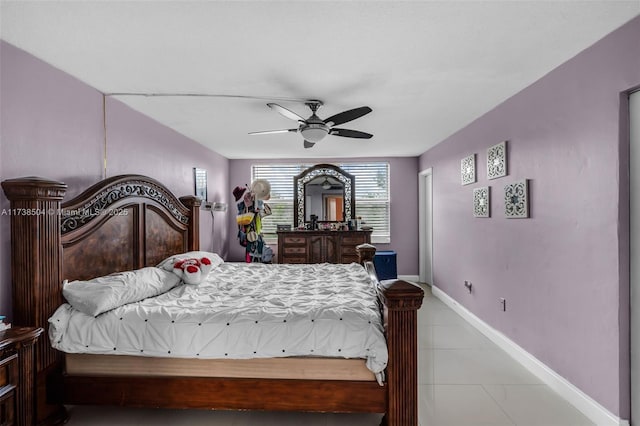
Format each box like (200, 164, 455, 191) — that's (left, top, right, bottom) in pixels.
(294, 164, 356, 227)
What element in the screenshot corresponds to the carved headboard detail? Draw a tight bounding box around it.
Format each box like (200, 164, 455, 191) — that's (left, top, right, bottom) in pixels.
(61, 177, 191, 234)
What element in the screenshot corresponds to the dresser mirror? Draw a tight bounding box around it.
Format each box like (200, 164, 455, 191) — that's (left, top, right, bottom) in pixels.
(293, 164, 356, 227)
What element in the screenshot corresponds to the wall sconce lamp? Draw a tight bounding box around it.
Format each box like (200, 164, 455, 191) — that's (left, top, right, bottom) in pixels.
(203, 202, 227, 212)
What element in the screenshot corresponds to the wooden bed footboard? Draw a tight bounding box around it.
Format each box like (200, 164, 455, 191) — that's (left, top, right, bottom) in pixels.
(376, 276, 425, 425)
(2, 176, 424, 426)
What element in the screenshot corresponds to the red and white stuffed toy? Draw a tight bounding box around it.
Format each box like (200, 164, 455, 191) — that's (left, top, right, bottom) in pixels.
(172, 257, 213, 285)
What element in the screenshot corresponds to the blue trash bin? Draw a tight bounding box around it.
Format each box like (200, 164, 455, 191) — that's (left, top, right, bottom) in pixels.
(373, 250, 397, 280)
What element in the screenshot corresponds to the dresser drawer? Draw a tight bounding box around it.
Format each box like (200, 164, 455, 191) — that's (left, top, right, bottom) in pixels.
(278, 230, 371, 264)
(0, 354, 17, 389)
(281, 256, 307, 264)
(284, 246, 306, 255)
(342, 236, 367, 245)
(0, 386, 16, 426)
(0, 327, 43, 426)
(341, 246, 358, 256)
(284, 237, 306, 245)
(0, 353, 16, 426)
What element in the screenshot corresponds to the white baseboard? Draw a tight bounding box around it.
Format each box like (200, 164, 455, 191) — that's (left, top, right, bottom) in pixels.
(398, 274, 419, 282)
(431, 285, 630, 426)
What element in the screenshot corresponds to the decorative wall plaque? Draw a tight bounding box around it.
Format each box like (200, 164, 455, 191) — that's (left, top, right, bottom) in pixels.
(487, 141, 507, 180)
(504, 179, 529, 218)
(461, 154, 476, 185)
(473, 186, 490, 218)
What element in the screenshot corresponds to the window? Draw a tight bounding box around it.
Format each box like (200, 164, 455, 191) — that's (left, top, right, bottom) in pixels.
(251, 162, 390, 243)
(251, 164, 306, 240)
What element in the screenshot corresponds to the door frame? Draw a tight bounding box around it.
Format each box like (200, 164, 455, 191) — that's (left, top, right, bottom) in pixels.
(630, 88, 639, 425)
(418, 168, 433, 285)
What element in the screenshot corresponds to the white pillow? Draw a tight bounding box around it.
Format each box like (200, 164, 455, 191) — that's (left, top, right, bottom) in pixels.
(156, 251, 223, 272)
(62, 267, 181, 317)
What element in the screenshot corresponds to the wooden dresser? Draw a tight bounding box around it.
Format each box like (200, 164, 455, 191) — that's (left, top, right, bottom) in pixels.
(277, 230, 372, 264)
(0, 327, 43, 426)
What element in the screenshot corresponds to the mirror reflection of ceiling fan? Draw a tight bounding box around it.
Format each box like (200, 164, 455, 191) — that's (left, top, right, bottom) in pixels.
(249, 100, 373, 148)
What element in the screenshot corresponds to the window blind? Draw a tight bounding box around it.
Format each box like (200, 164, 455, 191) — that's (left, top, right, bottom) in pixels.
(251, 162, 390, 243)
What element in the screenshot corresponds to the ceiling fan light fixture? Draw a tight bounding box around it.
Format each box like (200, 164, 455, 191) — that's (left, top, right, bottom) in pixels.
(322, 178, 332, 190)
(300, 125, 329, 143)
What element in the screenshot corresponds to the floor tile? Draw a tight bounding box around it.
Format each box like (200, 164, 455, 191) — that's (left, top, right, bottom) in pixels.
(484, 384, 596, 426)
(434, 348, 543, 385)
(418, 323, 433, 348)
(233, 410, 330, 426)
(420, 384, 515, 426)
(326, 413, 384, 425)
(418, 348, 435, 384)
(419, 304, 468, 326)
(418, 384, 436, 425)
(421, 294, 450, 311)
(65, 406, 240, 425)
(431, 324, 494, 349)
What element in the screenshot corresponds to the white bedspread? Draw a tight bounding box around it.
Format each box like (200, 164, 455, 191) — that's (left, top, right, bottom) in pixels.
(49, 262, 387, 379)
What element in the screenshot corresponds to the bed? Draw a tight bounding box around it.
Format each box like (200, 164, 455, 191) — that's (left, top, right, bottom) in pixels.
(1, 174, 424, 426)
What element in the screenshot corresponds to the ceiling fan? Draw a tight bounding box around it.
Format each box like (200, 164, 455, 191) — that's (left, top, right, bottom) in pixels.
(249, 100, 373, 148)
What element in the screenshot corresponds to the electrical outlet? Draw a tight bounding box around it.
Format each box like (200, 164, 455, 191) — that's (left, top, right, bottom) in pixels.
(202, 202, 213, 211)
(500, 298, 506, 311)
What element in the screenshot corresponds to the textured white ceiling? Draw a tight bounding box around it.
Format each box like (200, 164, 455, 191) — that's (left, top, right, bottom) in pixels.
(2, 1, 639, 159)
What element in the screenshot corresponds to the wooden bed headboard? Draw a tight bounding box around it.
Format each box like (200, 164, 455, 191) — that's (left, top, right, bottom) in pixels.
(59, 175, 200, 281)
(1, 174, 201, 421)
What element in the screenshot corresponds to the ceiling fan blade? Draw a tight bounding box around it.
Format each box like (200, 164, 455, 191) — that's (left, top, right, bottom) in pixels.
(323, 106, 372, 126)
(329, 128, 373, 139)
(303, 140, 316, 149)
(248, 129, 298, 135)
(267, 103, 306, 122)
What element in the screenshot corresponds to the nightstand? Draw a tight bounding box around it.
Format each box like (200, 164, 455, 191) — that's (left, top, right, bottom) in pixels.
(0, 327, 43, 426)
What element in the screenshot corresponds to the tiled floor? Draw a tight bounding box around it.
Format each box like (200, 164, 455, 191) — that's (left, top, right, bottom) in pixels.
(65, 285, 594, 425)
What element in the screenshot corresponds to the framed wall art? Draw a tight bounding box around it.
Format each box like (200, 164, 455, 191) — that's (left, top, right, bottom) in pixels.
(193, 167, 207, 201)
(473, 186, 490, 218)
(504, 179, 529, 218)
(487, 141, 507, 180)
(461, 154, 476, 185)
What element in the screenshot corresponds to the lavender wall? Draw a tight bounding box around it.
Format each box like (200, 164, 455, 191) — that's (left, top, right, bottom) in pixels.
(418, 16, 640, 418)
(105, 98, 230, 257)
(0, 41, 229, 320)
(228, 157, 419, 275)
